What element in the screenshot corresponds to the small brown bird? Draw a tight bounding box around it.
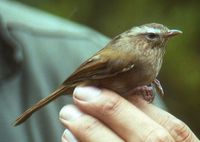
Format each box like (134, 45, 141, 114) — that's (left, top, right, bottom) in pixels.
(14, 23, 182, 126)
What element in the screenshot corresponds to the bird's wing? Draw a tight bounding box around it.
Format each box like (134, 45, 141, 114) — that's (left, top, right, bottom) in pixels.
(63, 48, 135, 85)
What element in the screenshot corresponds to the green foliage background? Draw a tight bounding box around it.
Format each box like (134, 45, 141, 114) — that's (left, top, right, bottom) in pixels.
(15, 0, 200, 137)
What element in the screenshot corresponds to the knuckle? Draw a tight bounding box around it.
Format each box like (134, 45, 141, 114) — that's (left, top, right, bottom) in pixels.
(169, 119, 192, 141)
(145, 128, 174, 142)
(100, 95, 122, 117)
(78, 117, 99, 135)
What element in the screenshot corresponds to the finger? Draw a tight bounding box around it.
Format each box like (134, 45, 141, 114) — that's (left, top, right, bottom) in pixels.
(73, 86, 174, 142)
(59, 105, 123, 142)
(127, 95, 200, 142)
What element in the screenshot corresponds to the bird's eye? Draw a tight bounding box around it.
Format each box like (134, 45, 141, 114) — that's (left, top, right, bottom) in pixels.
(146, 33, 159, 40)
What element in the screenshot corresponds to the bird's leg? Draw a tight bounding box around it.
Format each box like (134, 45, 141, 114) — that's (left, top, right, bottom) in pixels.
(152, 79, 164, 96)
(131, 85, 154, 103)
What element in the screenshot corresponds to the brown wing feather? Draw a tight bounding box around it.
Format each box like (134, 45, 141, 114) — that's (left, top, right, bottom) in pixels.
(63, 48, 135, 85)
(63, 53, 108, 85)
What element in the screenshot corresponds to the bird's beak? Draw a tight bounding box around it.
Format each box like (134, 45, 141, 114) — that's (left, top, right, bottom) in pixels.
(164, 29, 183, 38)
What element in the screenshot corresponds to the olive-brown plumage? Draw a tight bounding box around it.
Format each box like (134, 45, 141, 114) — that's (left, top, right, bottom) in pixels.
(14, 23, 182, 126)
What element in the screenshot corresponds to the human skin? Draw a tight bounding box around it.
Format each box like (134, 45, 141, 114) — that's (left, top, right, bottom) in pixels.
(59, 86, 199, 142)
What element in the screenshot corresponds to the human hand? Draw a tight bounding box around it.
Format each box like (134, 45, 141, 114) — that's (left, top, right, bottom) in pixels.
(59, 86, 199, 142)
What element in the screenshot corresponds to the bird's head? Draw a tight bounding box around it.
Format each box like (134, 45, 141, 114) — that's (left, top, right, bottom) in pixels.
(127, 23, 182, 50)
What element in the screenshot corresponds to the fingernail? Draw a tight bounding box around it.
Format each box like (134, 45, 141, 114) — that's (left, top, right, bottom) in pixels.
(59, 105, 83, 121)
(73, 86, 101, 101)
(63, 129, 78, 142)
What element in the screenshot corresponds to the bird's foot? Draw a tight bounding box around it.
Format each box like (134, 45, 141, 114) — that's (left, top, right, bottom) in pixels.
(132, 85, 154, 103)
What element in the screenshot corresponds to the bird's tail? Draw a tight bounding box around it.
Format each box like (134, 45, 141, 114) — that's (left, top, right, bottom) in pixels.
(14, 85, 72, 126)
